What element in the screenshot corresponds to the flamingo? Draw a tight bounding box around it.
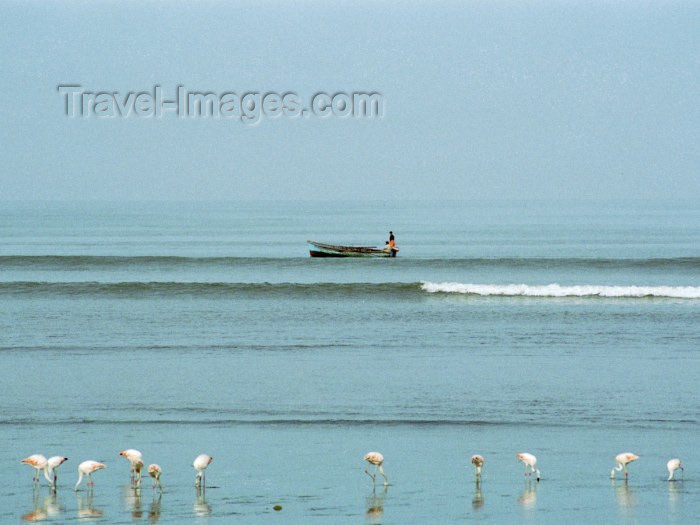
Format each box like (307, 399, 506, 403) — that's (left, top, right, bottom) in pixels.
(119, 449, 143, 482)
(193, 454, 213, 487)
(516, 453, 540, 482)
(44, 456, 68, 487)
(75, 461, 107, 491)
(610, 452, 639, 480)
(364, 452, 388, 486)
(132, 458, 144, 488)
(21, 454, 48, 483)
(667, 458, 683, 481)
(148, 464, 162, 490)
(471, 455, 484, 480)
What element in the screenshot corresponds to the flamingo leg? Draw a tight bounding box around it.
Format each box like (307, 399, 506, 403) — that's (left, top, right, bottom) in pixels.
(378, 465, 388, 486)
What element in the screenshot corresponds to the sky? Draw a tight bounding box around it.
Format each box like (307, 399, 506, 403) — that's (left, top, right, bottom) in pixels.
(0, 0, 698, 201)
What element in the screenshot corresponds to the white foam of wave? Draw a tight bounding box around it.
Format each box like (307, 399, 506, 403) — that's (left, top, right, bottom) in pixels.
(420, 282, 700, 299)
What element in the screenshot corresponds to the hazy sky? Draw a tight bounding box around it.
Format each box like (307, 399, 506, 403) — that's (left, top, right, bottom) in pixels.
(1, 0, 698, 201)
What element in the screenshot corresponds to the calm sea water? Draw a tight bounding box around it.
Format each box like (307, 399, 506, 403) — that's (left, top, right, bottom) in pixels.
(1, 200, 699, 524)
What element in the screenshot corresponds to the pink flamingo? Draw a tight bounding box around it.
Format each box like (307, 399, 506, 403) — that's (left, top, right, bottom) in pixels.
(21, 454, 48, 483)
(45, 456, 69, 487)
(364, 452, 388, 486)
(610, 452, 639, 480)
(132, 458, 144, 488)
(75, 461, 107, 491)
(119, 449, 143, 482)
(471, 455, 484, 480)
(148, 464, 162, 490)
(516, 453, 540, 481)
(193, 454, 213, 487)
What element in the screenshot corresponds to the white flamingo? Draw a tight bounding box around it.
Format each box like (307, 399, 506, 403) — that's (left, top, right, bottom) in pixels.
(21, 454, 48, 483)
(148, 464, 162, 490)
(193, 454, 213, 487)
(667, 458, 683, 481)
(610, 452, 639, 480)
(75, 461, 107, 491)
(132, 458, 144, 488)
(471, 455, 484, 480)
(119, 449, 143, 482)
(364, 452, 388, 486)
(44, 456, 68, 486)
(516, 453, 540, 481)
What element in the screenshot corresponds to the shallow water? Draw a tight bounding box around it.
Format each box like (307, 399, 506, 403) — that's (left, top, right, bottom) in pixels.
(1, 200, 699, 523)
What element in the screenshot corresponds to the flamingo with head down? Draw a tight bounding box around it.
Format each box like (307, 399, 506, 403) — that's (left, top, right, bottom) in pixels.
(75, 461, 107, 491)
(148, 464, 162, 490)
(516, 453, 540, 482)
(119, 449, 143, 482)
(364, 452, 388, 486)
(21, 454, 48, 484)
(610, 453, 639, 480)
(471, 455, 484, 480)
(193, 454, 213, 487)
(44, 456, 69, 487)
(667, 458, 683, 481)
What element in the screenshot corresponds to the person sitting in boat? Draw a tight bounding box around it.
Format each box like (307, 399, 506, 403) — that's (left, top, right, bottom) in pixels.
(383, 241, 392, 253)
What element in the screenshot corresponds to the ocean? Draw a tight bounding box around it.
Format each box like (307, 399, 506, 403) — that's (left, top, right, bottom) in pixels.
(1, 199, 699, 523)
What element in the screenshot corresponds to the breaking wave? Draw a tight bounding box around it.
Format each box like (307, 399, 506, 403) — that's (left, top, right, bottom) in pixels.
(421, 282, 700, 299)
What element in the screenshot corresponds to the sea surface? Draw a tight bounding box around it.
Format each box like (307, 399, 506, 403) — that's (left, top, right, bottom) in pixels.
(1, 200, 699, 524)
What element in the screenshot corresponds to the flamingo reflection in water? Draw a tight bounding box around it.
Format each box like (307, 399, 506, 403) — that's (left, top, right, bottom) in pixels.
(22, 490, 63, 522)
(518, 480, 537, 510)
(76, 491, 104, 519)
(365, 486, 387, 525)
(194, 486, 212, 516)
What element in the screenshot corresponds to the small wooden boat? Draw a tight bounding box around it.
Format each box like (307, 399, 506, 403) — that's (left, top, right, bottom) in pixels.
(307, 240, 398, 258)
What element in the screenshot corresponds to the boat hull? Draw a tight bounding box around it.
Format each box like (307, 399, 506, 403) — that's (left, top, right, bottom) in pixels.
(307, 241, 396, 258)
